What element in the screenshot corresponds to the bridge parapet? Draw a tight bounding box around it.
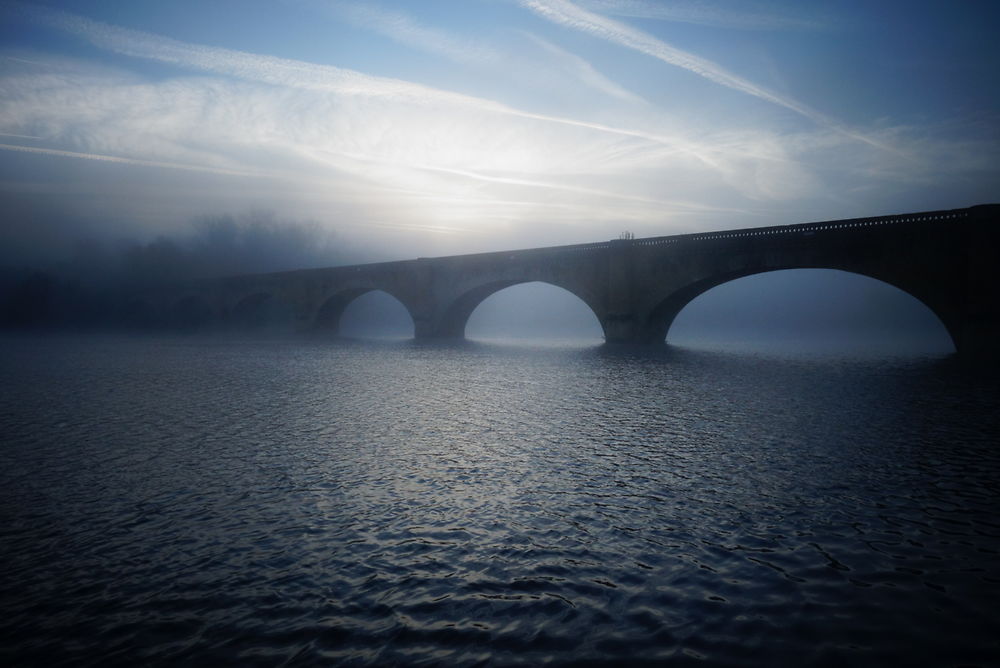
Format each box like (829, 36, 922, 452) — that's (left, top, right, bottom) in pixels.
(631, 206, 976, 248)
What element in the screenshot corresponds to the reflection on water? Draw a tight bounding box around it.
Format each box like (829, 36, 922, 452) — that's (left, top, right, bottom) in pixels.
(1, 335, 998, 666)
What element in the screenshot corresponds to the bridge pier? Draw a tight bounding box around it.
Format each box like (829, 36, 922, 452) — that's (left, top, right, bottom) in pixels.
(413, 317, 448, 340)
(601, 314, 664, 345)
(946, 204, 1000, 359)
(955, 321, 1000, 360)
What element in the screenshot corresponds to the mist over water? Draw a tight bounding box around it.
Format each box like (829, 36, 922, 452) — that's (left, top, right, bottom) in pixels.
(3, 1, 996, 661)
(0, 212, 372, 331)
(3, 268, 993, 666)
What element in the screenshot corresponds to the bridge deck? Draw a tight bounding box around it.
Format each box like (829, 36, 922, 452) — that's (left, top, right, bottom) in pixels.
(232, 205, 989, 283)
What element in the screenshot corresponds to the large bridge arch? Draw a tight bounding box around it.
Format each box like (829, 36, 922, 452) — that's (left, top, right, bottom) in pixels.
(435, 279, 605, 339)
(645, 265, 959, 349)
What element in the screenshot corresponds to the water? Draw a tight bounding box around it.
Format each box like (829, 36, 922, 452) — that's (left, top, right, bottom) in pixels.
(1, 334, 998, 666)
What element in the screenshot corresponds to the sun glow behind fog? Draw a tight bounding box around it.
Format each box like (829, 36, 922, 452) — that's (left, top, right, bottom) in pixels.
(282, 98, 708, 237)
(0, 1, 998, 258)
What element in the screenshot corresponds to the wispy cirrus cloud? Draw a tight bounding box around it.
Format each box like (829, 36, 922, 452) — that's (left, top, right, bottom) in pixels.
(0, 54, 751, 242)
(4, 0, 988, 255)
(17, 3, 496, 107)
(16, 2, 707, 155)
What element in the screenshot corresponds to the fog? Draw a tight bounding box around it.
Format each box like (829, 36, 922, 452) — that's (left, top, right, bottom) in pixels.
(0, 206, 957, 355)
(0, 211, 368, 329)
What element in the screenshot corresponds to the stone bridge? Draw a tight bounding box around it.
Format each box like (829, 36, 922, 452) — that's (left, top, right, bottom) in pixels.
(140, 204, 999, 357)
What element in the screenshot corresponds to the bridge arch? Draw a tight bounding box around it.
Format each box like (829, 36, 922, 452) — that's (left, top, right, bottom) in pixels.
(439, 279, 604, 339)
(314, 287, 416, 337)
(649, 267, 957, 351)
(230, 291, 296, 331)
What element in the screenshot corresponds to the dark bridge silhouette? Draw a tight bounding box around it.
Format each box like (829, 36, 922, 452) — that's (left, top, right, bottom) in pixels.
(148, 204, 999, 357)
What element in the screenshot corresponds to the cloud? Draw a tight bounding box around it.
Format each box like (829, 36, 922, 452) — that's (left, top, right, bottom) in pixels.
(4, 47, 985, 235)
(0, 55, 742, 241)
(2, 6, 734, 187)
(18, 3, 668, 143)
(577, 0, 827, 31)
(2, 1, 993, 258)
(17, 3, 492, 106)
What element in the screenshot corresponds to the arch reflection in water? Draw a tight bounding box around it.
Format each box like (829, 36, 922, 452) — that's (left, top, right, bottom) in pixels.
(667, 269, 955, 355)
(337, 290, 414, 339)
(465, 281, 604, 342)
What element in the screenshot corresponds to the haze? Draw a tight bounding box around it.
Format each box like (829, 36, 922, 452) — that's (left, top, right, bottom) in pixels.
(1, 1, 997, 349)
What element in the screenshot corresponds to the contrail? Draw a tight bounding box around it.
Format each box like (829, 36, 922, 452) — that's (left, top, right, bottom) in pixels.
(295, 147, 746, 218)
(522, 32, 646, 104)
(0, 142, 264, 177)
(518, 0, 896, 152)
(0, 132, 43, 140)
(328, 1, 642, 104)
(296, 144, 716, 208)
(576, 0, 825, 31)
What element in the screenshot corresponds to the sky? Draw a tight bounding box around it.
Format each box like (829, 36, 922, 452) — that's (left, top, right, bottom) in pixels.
(1, 0, 998, 263)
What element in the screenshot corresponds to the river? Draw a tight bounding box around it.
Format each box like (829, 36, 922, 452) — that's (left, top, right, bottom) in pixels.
(1, 334, 998, 666)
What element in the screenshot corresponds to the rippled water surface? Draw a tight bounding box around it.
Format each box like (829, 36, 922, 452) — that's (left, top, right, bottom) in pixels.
(2, 335, 999, 666)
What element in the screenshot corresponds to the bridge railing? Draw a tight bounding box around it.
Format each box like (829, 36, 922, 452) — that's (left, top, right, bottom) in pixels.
(468, 206, 976, 258)
(186, 206, 983, 286)
(631, 207, 972, 248)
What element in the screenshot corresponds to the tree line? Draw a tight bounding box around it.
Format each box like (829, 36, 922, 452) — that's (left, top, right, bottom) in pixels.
(0, 212, 348, 330)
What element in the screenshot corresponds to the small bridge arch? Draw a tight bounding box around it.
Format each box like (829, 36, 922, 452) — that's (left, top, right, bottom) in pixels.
(229, 291, 297, 330)
(314, 285, 418, 336)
